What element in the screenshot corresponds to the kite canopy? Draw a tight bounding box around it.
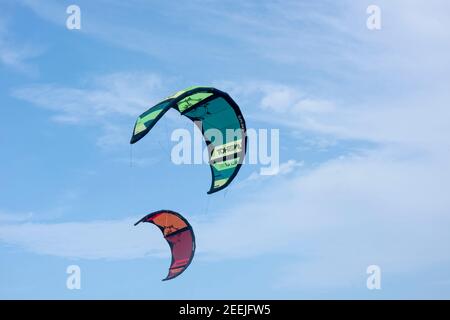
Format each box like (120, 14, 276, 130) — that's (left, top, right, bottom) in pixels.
(130, 86, 247, 194)
(135, 210, 195, 281)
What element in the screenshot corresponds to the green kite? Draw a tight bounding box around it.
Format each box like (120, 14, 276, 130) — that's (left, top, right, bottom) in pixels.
(130, 86, 247, 194)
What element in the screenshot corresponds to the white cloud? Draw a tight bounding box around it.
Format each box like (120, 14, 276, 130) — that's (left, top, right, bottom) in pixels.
(244, 159, 304, 183)
(12, 72, 168, 149)
(0, 16, 42, 74)
(221, 79, 450, 154)
(95, 123, 130, 150)
(12, 72, 164, 123)
(0, 211, 33, 223)
(0, 216, 167, 260)
(258, 84, 336, 115)
(17, 0, 450, 82)
(0, 141, 449, 292)
(198, 147, 450, 289)
(0, 40, 39, 74)
(18, 0, 219, 62)
(276, 159, 304, 175)
(211, 0, 450, 154)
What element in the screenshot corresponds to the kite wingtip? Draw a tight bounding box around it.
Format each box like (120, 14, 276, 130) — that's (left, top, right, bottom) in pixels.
(162, 276, 175, 281)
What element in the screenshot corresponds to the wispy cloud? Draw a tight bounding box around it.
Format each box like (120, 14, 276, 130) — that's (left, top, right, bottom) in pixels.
(18, 0, 223, 62)
(242, 159, 304, 185)
(10, 0, 379, 76)
(0, 15, 42, 74)
(1, 146, 449, 286)
(17, 0, 450, 83)
(0, 211, 33, 223)
(0, 216, 168, 260)
(12, 72, 168, 148)
(200, 147, 450, 291)
(12, 72, 164, 123)
(220, 79, 450, 153)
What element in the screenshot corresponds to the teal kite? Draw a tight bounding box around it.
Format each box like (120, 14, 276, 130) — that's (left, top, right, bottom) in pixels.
(130, 86, 247, 194)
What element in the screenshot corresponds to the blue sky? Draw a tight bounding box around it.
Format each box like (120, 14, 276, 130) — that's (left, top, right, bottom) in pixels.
(1, 0, 450, 299)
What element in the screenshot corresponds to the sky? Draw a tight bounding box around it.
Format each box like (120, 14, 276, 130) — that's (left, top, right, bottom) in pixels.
(1, 0, 450, 299)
